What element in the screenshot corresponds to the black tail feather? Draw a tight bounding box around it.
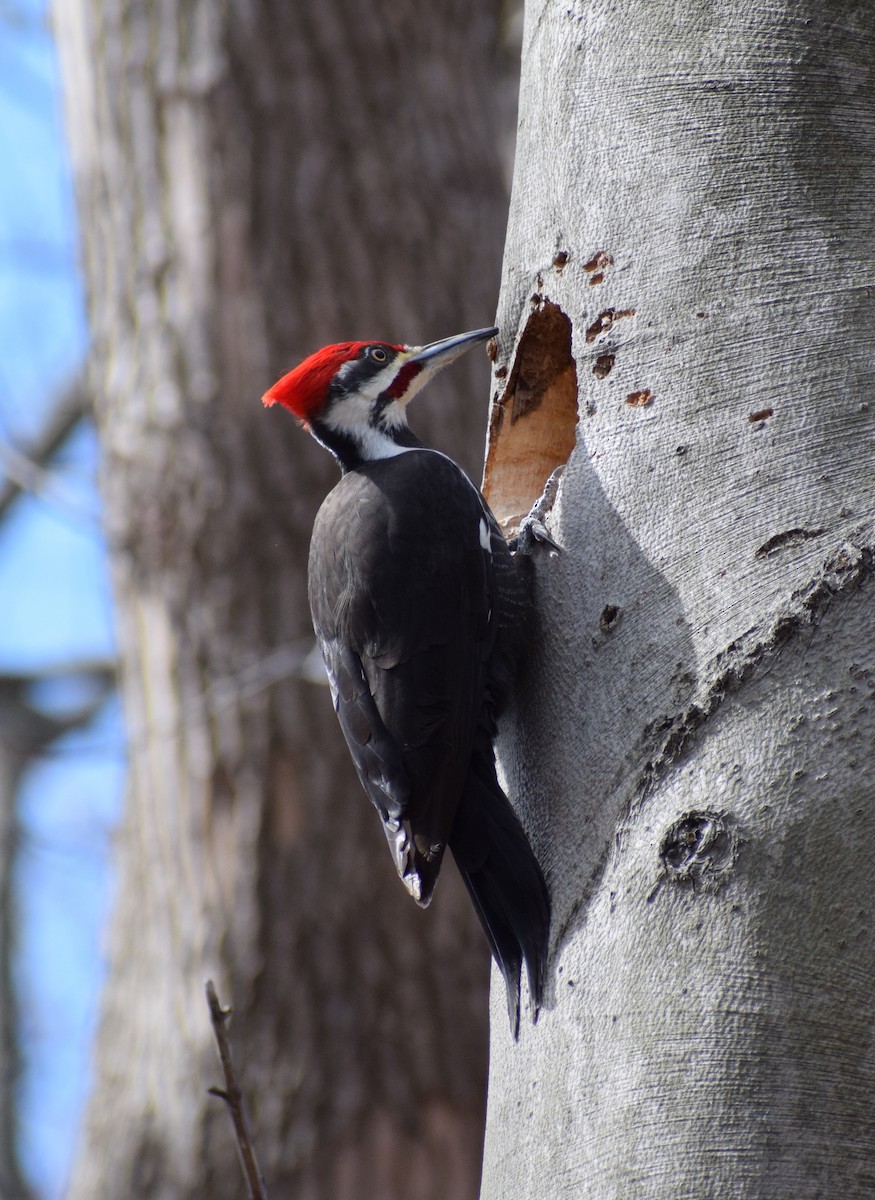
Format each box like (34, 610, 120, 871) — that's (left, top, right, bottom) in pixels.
(449, 737, 551, 1038)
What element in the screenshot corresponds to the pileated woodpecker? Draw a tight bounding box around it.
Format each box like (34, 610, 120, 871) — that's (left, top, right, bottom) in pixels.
(263, 327, 550, 1035)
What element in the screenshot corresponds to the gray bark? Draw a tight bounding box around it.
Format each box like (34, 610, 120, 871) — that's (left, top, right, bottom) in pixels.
(481, 1, 875, 1195)
(53, 1, 510, 1195)
(0, 691, 41, 1200)
(0, 666, 111, 1200)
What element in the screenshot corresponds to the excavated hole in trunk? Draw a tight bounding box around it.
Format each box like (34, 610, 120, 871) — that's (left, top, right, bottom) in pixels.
(482, 300, 578, 532)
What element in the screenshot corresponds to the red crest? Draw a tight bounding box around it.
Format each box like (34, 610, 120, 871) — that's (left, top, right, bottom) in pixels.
(262, 341, 403, 419)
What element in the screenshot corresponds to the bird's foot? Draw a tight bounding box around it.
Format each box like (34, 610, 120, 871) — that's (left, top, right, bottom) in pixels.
(510, 517, 562, 556)
(508, 466, 564, 556)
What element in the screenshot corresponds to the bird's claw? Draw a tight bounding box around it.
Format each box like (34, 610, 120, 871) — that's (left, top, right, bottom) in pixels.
(509, 516, 562, 556)
(508, 466, 564, 556)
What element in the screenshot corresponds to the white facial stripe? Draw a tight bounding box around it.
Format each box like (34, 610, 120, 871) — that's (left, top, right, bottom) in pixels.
(322, 390, 376, 435)
(321, 390, 412, 459)
(378, 398, 408, 430)
(334, 351, 442, 413)
(357, 427, 413, 460)
(327, 358, 413, 436)
(336, 357, 409, 406)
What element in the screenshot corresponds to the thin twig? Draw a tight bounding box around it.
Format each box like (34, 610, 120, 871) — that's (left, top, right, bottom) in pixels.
(0, 375, 90, 523)
(0, 661, 116, 755)
(35, 640, 323, 759)
(205, 980, 268, 1200)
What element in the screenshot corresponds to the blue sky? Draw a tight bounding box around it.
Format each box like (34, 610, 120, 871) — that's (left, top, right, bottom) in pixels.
(0, 4, 122, 1196)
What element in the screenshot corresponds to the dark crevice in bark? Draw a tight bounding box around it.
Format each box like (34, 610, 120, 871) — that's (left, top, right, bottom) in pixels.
(548, 529, 875, 960)
(639, 530, 875, 796)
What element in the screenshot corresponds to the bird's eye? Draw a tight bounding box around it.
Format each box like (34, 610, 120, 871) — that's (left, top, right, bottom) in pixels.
(368, 346, 389, 363)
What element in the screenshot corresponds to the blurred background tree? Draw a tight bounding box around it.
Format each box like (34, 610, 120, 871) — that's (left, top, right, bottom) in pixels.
(30, 0, 518, 1197)
(0, 4, 120, 1196)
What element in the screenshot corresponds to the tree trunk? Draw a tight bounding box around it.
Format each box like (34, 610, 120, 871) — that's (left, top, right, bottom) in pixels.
(481, 2, 875, 1195)
(0, 689, 44, 1200)
(53, 2, 510, 1195)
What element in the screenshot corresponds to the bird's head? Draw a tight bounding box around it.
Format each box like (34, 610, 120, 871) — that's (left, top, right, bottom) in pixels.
(262, 326, 497, 469)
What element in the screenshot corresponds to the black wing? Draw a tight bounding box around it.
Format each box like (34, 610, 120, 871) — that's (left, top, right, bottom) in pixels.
(308, 450, 495, 905)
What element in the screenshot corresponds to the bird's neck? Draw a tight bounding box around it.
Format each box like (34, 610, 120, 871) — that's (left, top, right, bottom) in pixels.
(310, 418, 424, 473)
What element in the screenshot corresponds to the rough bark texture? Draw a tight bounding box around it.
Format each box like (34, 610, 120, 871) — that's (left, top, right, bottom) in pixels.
(481, 1, 875, 1196)
(0, 692, 42, 1200)
(53, 1, 511, 1195)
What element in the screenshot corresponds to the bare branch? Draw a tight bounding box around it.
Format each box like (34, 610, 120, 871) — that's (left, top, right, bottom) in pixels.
(0, 0, 48, 32)
(0, 375, 91, 523)
(0, 660, 115, 756)
(0, 656, 116, 688)
(205, 981, 268, 1200)
(66, 641, 322, 754)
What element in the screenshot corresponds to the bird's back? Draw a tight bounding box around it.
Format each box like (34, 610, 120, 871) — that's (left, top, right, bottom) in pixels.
(308, 449, 496, 902)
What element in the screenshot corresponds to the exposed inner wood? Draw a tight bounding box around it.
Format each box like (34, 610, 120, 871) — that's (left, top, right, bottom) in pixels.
(482, 301, 578, 530)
